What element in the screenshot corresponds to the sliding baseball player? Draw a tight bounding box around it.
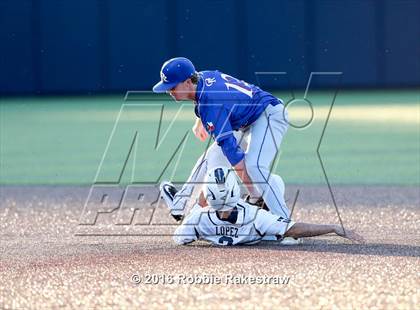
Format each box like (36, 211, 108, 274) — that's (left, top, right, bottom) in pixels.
(160, 167, 364, 246)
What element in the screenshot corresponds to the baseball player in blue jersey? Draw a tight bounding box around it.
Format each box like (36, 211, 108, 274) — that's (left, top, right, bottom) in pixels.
(153, 57, 291, 228)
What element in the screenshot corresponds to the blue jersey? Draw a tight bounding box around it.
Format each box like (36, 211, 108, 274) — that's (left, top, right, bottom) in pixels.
(194, 70, 282, 165)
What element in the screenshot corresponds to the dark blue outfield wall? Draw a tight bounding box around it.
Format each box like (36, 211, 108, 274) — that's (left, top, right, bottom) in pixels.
(0, 0, 419, 94)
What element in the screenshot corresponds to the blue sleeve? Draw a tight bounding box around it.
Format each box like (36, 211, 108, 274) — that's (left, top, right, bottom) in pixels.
(201, 104, 245, 166)
(219, 136, 245, 166)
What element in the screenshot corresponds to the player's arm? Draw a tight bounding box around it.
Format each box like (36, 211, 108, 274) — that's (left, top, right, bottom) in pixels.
(173, 204, 202, 245)
(254, 208, 365, 243)
(233, 160, 260, 200)
(284, 223, 365, 243)
(253, 208, 294, 238)
(200, 105, 242, 164)
(201, 105, 259, 198)
(192, 117, 208, 142)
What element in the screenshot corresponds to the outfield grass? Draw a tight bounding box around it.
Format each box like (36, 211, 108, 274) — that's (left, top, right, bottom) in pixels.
(0, 90, 419, 185)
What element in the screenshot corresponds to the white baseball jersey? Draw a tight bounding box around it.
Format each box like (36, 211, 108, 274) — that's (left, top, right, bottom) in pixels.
(173, 200, 295, 246)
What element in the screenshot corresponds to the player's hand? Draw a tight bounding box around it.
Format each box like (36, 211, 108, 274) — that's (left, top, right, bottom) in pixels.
(192, 118, 208, 142)
(198, 191, 208, 207)
(335, 226, 365, 244)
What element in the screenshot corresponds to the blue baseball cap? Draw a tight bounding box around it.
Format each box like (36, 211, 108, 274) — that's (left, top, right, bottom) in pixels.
(152, 57, 196, 93)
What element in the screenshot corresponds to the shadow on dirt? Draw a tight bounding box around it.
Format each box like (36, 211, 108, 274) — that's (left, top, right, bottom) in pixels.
(245, 240, 420, 258)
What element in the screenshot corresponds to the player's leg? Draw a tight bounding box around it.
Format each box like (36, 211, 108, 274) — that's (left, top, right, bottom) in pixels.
(186, 130, 244, 190)
(245, 103, 290, 218)
(160, 181, 183, 221)
(161, 146, 210, 217)
(161, 131, 245, 216)
(166, 136, 234, 213)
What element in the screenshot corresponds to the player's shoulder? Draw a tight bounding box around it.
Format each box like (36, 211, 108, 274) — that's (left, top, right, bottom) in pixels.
(196, 70, 232, 118)
(199, 70, 221, 80)
(184, 204, 209, 225)
(198, 70, 228, 93)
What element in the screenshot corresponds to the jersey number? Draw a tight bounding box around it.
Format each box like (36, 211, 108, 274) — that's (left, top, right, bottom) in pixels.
(221, 73, 253, 98)
(218, 236, 234, 246)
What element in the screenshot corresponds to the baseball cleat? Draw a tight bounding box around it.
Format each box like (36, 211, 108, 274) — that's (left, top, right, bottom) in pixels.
(160, 181, 184, 222)
(279, 237, 303, 246)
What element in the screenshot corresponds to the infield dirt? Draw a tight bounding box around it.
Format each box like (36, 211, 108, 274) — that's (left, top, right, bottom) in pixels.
(1, 185, 419, 309)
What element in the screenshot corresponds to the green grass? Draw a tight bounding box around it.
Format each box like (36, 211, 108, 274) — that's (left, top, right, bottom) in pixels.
(0, 90, 419, 185)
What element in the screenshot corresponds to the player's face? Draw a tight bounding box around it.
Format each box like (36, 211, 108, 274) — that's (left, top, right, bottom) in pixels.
(167, 80, 193, 102)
